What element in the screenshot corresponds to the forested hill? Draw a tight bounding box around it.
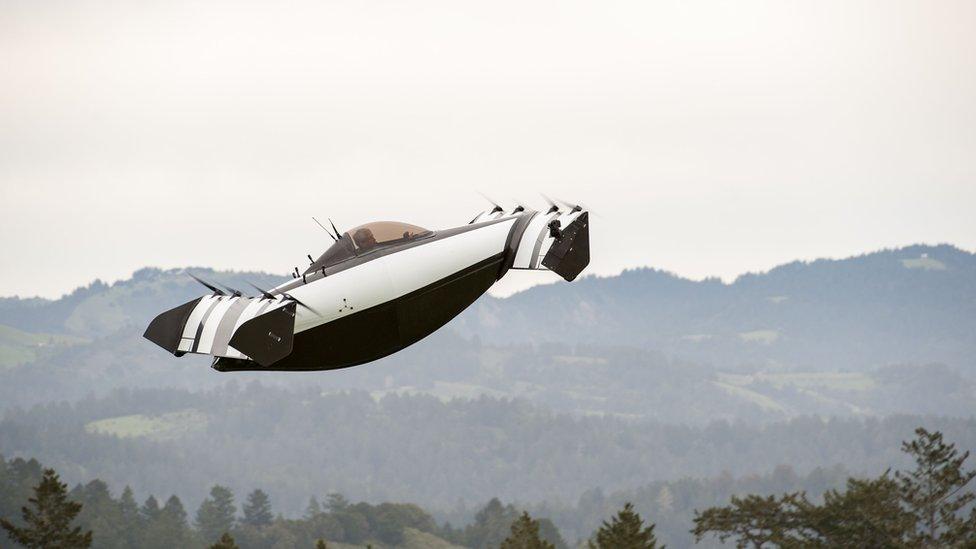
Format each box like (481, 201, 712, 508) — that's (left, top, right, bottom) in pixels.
(0, 268, 287, 337)
(3, 385, 975, 546)
(0, 245, 973, 419)
(2, 245, 973, 373)
(456, 243, 976, 371)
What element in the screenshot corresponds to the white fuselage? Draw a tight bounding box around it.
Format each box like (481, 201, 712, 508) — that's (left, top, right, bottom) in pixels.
(282, 217, 517, 335)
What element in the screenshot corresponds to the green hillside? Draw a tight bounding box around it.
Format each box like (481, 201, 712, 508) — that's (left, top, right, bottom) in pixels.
(0, 267, 288, 337)
(0, 324, 87, 369)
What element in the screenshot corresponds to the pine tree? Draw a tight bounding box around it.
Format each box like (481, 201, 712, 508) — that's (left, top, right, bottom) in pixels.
(209, 532, 240, 549)
(500, 511, 555, 549)
(589, 502, 660, 549)
(140, 495, 161, 522)
(241, 489, 273, 527)
(896, 427, 976, 546)
(305, 497, 322, 519)
(118, 487, 142, 548)
(808, 475, 914, 547)
(325, 493, 349, 513)
(139, 495, 163, 549)
(148, 495, 191, 549)
(196, 485, 237, 544)
(71, 479, 125, 549)
(691, 428, 976, 547)
(535, 518, 568, 549)
(0, 468, 93, 549)
(464, 498, 520, 549)
(692, 493, 806, 547)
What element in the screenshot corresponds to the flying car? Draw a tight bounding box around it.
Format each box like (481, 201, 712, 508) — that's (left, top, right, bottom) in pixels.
(144, 200, 589, 371)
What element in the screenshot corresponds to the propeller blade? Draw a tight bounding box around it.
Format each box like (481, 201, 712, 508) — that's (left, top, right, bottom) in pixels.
(281, 292, 320, 316)
(553, 196, 584, 213)
(477, 191, 505, 214)
(552, 196, 601, 218)
(246, 281, 277, 301)
(188, 273, 226, 296)
(216, 283, 244, 297)
(510, 198, 527, 214)
(540, 194, 560, 214)
(246, 282, 319, 315)
(557, 197, 602, 218)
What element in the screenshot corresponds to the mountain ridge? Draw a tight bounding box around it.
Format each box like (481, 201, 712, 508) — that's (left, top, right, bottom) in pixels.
(454, 243, 976, 371)
(0, 244, 973, 419)
(1, 244, 973, 372)
(4, 242, 971, 302)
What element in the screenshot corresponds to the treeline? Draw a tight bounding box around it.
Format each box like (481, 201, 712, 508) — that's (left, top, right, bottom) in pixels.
(0, 456, 577, 548)
(514, 463, 853, 545)
(4, 385, 976, 518)
(5, 427, 976, 548)
(1, 458, 410, 547)
(1, 449, 823, 548)
(0, 458, 454, 548)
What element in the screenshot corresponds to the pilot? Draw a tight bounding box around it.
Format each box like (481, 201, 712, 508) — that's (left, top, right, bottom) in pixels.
(352, 227, 378, 251)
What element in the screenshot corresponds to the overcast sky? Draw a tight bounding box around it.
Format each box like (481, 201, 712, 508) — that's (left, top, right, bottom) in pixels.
(1, 0, 974, 299)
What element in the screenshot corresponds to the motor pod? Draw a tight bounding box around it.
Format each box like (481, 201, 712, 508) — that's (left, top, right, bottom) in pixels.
(541, 211, 590, 281)
(228, 302, 296, 366)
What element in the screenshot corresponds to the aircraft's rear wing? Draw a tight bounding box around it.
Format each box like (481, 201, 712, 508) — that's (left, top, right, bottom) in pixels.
(509, 209, 589, 281)
(144, 295, 296, 366)
(470, 202, 590, 282)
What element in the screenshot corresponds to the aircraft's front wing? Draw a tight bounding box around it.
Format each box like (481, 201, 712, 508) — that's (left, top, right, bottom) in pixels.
(144, 295, 296, 366)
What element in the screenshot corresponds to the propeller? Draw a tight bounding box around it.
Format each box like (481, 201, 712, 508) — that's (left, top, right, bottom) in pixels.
(246, 282, 318, 315)
(281, 292, 320, 316)
(553, 196, 599, 217)
(553, 196, 584, 213)
(216, 282, 244, 297)
(540, 194, 561, 214)
(509, 198, 528, 214)
(246, 281, 277, 301)
(188, 273, 226, 296)
(477, 191, 505, 214)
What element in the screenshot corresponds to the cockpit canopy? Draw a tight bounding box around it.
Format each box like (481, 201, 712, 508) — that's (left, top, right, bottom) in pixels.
(305, 221, 432, 274)
(346, 221, 430, 252)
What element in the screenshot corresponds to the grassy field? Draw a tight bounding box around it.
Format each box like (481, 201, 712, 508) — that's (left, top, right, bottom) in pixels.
(85, 409, 207, 440)
(737, 329, 780, 345)
(718, 371, 875, 391)
(308, 528, 463, 549)
(901, 255, 947, 271)
(711, 380, 787, 412)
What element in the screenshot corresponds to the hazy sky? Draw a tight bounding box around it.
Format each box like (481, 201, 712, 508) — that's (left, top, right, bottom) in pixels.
(2, 0, 974, 299)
